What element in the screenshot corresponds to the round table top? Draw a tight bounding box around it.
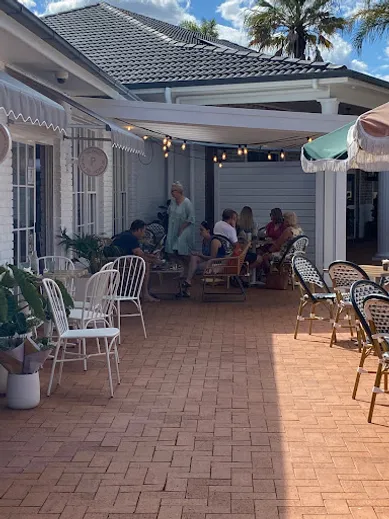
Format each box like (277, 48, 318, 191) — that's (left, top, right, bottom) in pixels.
(359, 265, 389, 280)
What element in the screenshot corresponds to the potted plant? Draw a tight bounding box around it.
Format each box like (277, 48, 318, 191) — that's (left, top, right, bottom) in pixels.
(0, 265, 72, 409)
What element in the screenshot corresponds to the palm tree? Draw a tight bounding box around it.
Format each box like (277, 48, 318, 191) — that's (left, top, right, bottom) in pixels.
(351, 1, 389, 51)
(244, 0, 346, 60)
(180, 18, 219, 38)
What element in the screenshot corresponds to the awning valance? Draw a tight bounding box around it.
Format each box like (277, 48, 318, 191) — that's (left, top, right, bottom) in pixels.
(0, 71, 67, 132)
(64, 96, 145, 156)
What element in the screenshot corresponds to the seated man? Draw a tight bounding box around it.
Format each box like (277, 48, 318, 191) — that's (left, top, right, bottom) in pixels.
(112, 220, 159, 302)
(213, 208, 239, 245)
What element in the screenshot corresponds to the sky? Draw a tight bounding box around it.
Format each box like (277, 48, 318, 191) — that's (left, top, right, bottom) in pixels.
(19, 0, 389, 82)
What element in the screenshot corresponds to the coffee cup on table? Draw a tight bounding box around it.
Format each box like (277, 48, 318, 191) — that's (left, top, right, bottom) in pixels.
(382, 260, 389, 271)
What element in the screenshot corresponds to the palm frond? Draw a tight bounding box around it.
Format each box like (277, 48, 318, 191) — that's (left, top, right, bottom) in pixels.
(351, 3, 389, 51)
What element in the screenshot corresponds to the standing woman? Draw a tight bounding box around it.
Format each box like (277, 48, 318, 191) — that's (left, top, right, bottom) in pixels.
(165, 181, 195, 265)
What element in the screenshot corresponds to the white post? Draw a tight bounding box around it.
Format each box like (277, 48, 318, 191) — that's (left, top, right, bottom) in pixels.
(189, 144, 195, 205)
(315, 98, 346, 270)
(376, 171, 389, 259)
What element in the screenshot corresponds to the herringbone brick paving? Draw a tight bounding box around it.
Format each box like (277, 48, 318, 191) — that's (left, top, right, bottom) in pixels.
(1, 288, 389, 519)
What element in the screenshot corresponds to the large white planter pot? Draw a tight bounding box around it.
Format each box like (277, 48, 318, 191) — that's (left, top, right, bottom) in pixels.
(0, 365, 8, 395)
(7, 372, 40, 409)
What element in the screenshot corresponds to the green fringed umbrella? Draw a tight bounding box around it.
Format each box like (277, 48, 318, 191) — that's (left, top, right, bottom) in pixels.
(301, 102, 389, 173)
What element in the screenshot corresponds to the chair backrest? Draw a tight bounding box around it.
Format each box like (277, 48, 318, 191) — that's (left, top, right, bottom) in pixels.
(329, 261, 369, 292)
(82, 269, 119, 324)
(211, 234, 234, 257)
(143, 223, 166, 253)
(42, 278, 69, 337)
(364, 294, 389, 356)
(292, 255, 331, 299)
(278, 234, 309, 268)
(38, 256, 76, 296)
(350, 280, 388, 342)
(112, 256, 146, 299)
(100, 262, 114, 271)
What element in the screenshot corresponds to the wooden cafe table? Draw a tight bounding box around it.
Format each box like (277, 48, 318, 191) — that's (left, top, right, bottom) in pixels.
(359, 264, 389, 284)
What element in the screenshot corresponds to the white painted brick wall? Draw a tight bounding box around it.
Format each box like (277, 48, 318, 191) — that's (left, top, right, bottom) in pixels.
(0, 113, 14, 264)
(101, 136, 113, 237)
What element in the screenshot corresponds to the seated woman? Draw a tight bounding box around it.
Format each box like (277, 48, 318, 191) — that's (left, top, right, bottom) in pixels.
(181, 221, 231, 296)
(265, 208, 284, 241)
(255, 212, 302, 273)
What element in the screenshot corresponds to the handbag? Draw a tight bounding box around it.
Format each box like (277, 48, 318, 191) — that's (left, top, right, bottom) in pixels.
(265, 267, 289, 290)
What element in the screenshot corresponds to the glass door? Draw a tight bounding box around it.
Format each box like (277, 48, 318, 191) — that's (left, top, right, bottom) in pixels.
(12, 142, 36, 266)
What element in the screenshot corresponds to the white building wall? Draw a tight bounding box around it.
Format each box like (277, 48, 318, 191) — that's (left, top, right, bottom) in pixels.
(101, 135, 114, 236)
(0, 113, 14, 264)
(215, 161, 316, 261)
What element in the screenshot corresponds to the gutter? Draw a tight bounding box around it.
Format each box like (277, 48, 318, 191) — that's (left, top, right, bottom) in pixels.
(124, 69, 389, 92)
(0, 0, 140, 101)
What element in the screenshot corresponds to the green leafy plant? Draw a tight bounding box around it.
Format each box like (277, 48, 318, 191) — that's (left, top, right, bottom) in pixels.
(180, 18, 219, 38)
(58, 229, 119, 274)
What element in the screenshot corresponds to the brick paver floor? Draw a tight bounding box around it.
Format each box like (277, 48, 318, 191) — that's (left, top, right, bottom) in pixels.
(1, 288, 389, 519)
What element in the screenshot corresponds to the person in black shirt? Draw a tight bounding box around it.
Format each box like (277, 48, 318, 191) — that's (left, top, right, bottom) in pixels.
(112, 220, 159, 302)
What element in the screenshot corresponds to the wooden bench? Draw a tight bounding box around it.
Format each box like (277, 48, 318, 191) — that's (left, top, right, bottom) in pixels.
(202, 243, 250, 302)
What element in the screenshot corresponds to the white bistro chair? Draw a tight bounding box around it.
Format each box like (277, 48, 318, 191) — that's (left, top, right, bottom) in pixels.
(43, 278, 121, 398)
(38, 256, 76, 298)
(73, 262, 114, 310)
(112, 256, 147, 339)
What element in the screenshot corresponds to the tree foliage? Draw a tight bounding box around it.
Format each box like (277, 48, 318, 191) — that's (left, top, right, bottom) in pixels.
(180, 18, 219, 38)
(351, 0, 389, 51)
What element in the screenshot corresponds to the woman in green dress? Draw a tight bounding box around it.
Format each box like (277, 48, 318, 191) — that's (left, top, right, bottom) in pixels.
(165, 181, 195, 260)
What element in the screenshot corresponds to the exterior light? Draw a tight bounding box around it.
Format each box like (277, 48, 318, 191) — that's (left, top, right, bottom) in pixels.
(267, 152, 272, 161)
(143, 135, 149, 140)
(181, 141, 187, 151)
(218, 162, 223, 168)
(307, 136, 313, 143)
(280, 150, 285, 160)
(243, 145, 248, 155)
(127, 126, 133, 131)
(221, 150, 227, 161)
(163, 137, 168, 145)
(162, 145, 167, 151)
(164, 151, 169, 159)
(167, 139, 172, 148)
(237, 146, 243, 156)
(213, 155, 218, 163)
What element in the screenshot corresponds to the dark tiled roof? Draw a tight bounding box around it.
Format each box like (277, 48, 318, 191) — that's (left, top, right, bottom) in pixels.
(43, 2, 347, 88)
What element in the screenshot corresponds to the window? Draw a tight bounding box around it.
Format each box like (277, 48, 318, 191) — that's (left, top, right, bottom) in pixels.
(113, 147, 129, 235)
(12, 142, 35, 266)
(72, 128, 99, 235)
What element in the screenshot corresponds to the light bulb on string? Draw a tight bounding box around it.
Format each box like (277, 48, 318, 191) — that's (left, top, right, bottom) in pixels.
(163, 136, 168, 145)
(162, 145, 167, 151)
(267, 152, 272, 161)
(164, 151, 169, 159)
(280, 150, 285, 160)
(243, 145, 248, 155)
(181, 141, 187, 151)
(218, 162, 223, 168)
(221, 150, 227, 161)
(237, 146, 243, 156)
(213, 154, 218, 163)
(307, 136, 313, 143)
(143, 135, 149, 140)
(167, 138, 172, 148)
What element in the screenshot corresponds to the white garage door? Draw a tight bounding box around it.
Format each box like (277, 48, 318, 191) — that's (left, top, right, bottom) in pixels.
(214, 161, 315, 260)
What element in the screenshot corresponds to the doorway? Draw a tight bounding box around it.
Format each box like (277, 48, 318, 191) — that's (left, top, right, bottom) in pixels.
(35, 144, 54, 258)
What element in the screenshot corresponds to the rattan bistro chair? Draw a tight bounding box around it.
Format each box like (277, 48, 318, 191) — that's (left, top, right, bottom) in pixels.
(328, 261, 369, 348)
(273, 234, 309, 290)
(292, 255, 336, 339)
(363, 294, 389, 422)
(350, 280, 388, 400)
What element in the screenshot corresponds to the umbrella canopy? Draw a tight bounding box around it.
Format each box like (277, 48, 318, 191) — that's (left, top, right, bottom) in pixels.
(301, 102, 389, 173)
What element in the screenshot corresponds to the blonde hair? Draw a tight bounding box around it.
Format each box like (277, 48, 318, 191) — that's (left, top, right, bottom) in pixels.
(283, 212, 302, 236)
(239, 206, 255, 232)
(172, 181, 184, 193)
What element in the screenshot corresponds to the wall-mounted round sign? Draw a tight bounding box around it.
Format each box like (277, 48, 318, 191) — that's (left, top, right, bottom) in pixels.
(0, 124, 12, 165)
(79, 146, 108, 177)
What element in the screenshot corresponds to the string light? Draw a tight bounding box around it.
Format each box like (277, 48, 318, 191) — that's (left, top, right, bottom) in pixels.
(162, 145, 167, 151)
(126, 126, 133, 131)
(307, 136, 313, 143)
(280, 150, 285, 160)
(143, 135, 149, 140)
(267, 152, 272, 161)
(237, 145, 243, 156)
(221, 150, 227, 161)
(181, 140, 187, 151)
(164, 151, 169, 159)
(163, 136, 168, 145)
(213, 154, 218, 163)
(218, 162, 223, 168)
(243, 145, 248, 155)
(167, 137, 172, 148)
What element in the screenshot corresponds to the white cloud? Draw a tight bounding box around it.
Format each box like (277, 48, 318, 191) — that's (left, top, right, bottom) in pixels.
(44, 0, 195, 25)
(351, 58, 368, 72)
(320, 34, 352, 65)
(217, 24, 250, 46)
(18, 0, 37, 8)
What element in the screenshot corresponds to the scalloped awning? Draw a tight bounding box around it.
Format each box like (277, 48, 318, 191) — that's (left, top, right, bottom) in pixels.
(0, 71, 67, 132)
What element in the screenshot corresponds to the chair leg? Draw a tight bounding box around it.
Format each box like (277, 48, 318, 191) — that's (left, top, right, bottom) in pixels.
(138, 300, 147, 339)
(352, 344, 368, 399)
(117, 300, 121, 344)
(82, 339, 87, 371)
(294, 300, 304, 340)
(330, 305, 341, 348)
(308, 303, 315, 335)
(368, 363, 383, 423)
(47, 341, 61, 397)
(347, 309, 354, 338)
(113, 339, 121, 385)
(58, 340, 67, 385)
(235, 276, 246, 301)
(104, 337, 114, 398)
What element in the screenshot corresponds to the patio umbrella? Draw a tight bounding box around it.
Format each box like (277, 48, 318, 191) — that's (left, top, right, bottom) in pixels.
(301, 102, 389, 173)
